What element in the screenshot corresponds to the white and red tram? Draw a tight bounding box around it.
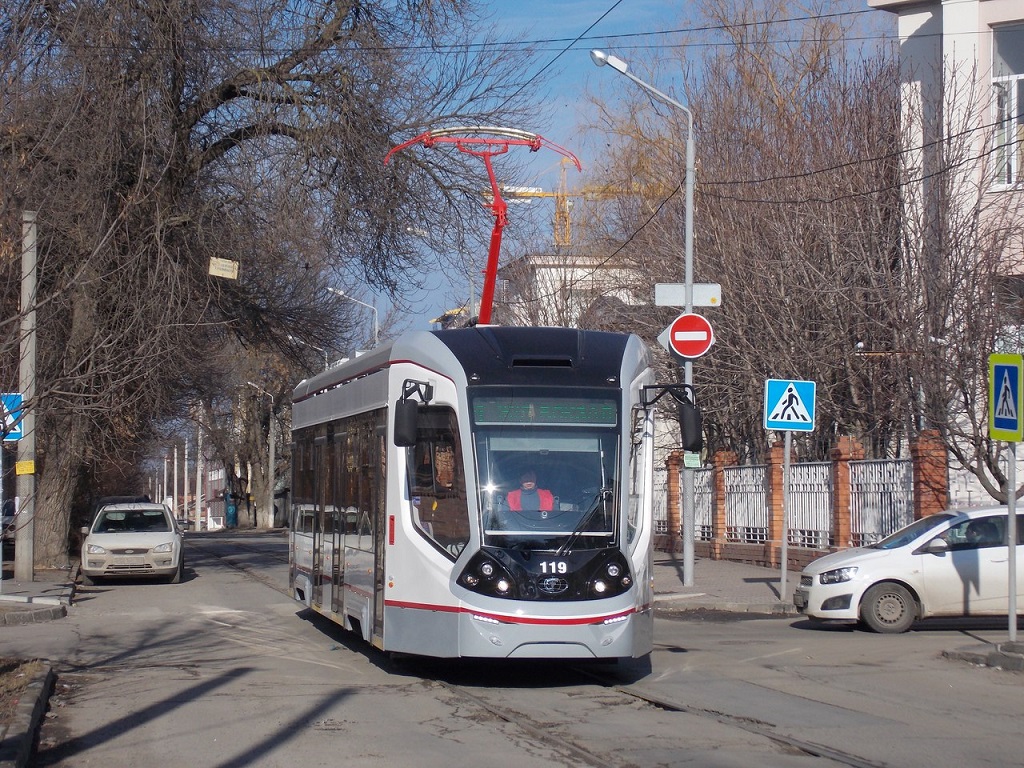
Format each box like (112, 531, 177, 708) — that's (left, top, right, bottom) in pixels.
(289, 325, 657, 659)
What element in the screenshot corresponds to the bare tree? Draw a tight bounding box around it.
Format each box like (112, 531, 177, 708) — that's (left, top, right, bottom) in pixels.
(581, 0, 908, 463)
(0, 0, 546, 565)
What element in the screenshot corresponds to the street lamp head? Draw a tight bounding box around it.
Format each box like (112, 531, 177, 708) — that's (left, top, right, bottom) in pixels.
(590, 49, 628, 74)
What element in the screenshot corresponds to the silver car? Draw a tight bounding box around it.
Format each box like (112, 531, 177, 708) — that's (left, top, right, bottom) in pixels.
(80, 502, 184, 585)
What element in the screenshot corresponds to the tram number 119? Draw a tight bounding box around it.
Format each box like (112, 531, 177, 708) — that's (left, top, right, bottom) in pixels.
(540, 561, 568, 574)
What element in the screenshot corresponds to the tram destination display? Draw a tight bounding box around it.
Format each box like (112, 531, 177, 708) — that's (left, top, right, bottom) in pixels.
(472, 395, 617, 426)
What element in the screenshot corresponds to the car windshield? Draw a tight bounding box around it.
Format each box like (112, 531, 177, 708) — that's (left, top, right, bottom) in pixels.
(95, 509, 171, 533)
(869, 512, 957, 550)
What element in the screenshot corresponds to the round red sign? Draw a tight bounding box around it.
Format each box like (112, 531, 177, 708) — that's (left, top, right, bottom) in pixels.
(668, 313, 715, 359)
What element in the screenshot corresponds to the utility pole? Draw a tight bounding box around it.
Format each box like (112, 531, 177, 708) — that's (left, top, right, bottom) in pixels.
(15, 211, 37, 582)
(195, 426, 203, 532)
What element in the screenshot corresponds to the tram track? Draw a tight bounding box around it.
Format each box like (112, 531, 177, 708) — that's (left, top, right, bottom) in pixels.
(184, 533, 292, 596)
(572, 665, 887, 768)
(197, 535, 886, 768)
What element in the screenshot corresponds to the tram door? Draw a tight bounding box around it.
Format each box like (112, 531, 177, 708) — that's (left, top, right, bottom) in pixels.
(329, 428, 343, 615)
(311, 436, 327, 607)
(371, 417, 386, 642)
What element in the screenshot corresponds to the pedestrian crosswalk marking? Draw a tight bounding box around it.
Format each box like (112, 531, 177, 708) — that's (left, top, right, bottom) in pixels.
(996, 369, 1018, 421)
(768, 383, 812, 423)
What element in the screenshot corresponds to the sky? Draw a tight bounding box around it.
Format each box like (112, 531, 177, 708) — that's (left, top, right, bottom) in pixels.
(374, 0, 674, 336)
(377, 0, 890, 337)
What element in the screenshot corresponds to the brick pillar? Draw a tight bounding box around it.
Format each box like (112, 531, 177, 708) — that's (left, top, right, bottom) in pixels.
(911, 429, 949, 519)
(666, 451, 682, 548)
(766, 440, 787, 567)
(830, 436, 864, 550)
(711, 450, 736, 560)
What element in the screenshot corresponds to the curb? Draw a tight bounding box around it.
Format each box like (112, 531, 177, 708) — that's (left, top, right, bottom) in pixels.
(0, 664, 54, 768)
(654, 597, 800, 617)
(0, 604, 66, 626)
(942, 643, 1024, 672)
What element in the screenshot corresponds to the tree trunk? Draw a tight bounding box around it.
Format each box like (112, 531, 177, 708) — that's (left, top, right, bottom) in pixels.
(35, 414, 87, 568)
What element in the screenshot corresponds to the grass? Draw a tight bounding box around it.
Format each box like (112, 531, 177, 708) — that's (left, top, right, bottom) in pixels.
(0, 657, 47, 727)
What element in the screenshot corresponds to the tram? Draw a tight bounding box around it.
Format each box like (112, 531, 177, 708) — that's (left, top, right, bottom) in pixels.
(289, 325, 658, 659)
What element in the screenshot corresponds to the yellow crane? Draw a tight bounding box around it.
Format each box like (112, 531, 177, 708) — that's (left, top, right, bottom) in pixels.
(496, 159, 651, 246)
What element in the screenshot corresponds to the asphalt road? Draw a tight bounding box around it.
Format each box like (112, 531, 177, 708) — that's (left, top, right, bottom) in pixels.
(0, 532, 1020, 767)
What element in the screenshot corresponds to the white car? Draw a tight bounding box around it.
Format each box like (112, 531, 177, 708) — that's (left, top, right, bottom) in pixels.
(794, 507, 1023, 633)
(80, 502, 185, 585)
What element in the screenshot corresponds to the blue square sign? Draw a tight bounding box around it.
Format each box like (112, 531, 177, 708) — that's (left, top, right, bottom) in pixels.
(764, 379, 816, 432)
(2, 393, 23, 441)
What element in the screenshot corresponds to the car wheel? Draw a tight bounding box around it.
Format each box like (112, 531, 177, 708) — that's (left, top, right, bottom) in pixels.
(81, 572, 96, 586)
(860, 582, 916, 633)
(169, 556, 183, 584)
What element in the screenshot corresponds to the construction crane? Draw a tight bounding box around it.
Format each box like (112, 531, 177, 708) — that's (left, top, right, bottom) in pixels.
(496, 159, 645, 247)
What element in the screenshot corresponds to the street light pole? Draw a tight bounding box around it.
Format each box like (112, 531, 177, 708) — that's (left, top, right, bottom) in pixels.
(591, 49, 698, 587)
(286, 335, 328, 369)
(328, 287, 379, 347)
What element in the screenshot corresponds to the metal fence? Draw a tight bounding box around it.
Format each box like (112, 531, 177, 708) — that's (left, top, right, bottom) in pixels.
(849, 458, 913, 546)
(694, 467, 713, 540)
(659, 457, 914, 548)
(787, 462, 832, 549)
(724, 464, 769, 543)
(652, 465, 668, 535)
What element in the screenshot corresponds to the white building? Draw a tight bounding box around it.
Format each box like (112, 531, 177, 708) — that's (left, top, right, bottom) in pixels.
(869, 0, 1024, 506)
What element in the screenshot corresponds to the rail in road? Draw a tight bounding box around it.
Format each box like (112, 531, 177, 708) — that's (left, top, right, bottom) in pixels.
(178, 532, 1015, 768)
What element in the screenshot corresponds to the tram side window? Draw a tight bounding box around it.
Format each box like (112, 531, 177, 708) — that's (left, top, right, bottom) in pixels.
(626, 407, 645, 548)
(337, 413, 383, 553)
(407, 407, 470, 559)
(292, 439, 316, 534)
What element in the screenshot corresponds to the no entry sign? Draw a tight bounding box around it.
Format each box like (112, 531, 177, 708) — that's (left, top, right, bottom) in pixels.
(664, 312, 715, 359)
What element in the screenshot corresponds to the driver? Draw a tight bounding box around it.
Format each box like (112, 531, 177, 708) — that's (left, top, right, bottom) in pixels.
(506, 470, 554, 513)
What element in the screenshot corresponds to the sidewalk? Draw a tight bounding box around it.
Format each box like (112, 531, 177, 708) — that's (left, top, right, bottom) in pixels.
(652, 553, 799, 615)
(0, 566, 75, 625)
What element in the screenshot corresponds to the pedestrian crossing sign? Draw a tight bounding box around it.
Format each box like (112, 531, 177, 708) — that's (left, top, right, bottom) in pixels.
(1, 393, 23, 442)
(989, 354, 1024, 442)
(764, 379, 816, 432)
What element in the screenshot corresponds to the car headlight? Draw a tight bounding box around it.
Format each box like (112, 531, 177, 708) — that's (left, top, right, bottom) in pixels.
(153, 542, 175, 553)
(86, 543, 107, 555)
(819, 566, 858, 585)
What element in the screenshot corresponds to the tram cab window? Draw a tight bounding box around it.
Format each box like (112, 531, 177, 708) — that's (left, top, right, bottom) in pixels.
(406, 407, 470, 559)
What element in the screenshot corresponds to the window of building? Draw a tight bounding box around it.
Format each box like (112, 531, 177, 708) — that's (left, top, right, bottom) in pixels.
(993, 23, 1024, 186)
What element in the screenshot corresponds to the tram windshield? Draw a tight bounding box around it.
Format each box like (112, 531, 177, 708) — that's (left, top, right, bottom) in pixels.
(471, 388, 621, 550)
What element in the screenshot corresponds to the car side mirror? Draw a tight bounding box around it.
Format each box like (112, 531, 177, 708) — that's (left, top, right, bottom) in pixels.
(80, 526, 89, 537)
(920, 538, 949, 555)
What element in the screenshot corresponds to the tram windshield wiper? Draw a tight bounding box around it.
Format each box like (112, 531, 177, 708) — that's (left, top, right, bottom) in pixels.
(557, 488, 612, 556)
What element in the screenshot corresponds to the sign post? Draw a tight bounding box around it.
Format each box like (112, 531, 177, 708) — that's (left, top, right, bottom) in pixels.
(764, 379, 817, 603)
(988, 353, 1022, 643)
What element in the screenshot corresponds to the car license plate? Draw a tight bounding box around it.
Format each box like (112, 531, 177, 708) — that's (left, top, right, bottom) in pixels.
(793, 589, 807, 609)
(114, 556, 145, 566)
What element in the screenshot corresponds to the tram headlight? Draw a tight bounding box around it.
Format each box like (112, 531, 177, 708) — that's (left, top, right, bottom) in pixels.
(587, 553, 633, 599)
(457, 552, 519, 600)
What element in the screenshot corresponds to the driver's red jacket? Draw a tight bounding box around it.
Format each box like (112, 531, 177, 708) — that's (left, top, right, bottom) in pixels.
(506, 488, 554, 512)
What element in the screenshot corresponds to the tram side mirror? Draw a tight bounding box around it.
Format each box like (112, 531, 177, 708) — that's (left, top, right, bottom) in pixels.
(394, 399, 419, 447)
(679, 402, 703, 453)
